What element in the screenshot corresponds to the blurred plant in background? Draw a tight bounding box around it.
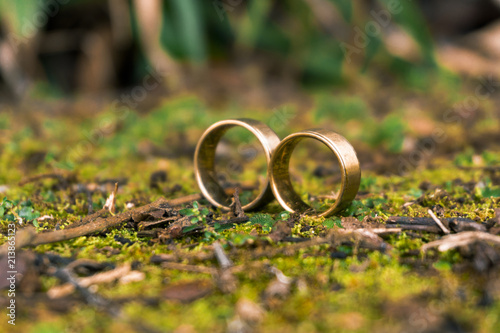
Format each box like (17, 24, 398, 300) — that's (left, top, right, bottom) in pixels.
(0, 0, 469, 99)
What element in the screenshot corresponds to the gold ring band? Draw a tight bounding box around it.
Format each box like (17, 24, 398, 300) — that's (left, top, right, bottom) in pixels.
(270, 129, 361, 217)
(194, 119, 281, 211)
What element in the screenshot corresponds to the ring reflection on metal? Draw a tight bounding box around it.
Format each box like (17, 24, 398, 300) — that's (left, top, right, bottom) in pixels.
(194, 119, 281, 211)
(270, 129, 361, 217)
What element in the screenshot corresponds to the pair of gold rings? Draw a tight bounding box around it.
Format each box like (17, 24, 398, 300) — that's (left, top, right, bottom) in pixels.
(194, 119, 361, 217)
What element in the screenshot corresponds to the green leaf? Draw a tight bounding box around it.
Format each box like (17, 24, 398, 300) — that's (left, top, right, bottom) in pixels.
(482, 187, 500, 198)
(323, 217, 343, 229)
(249, 213, 275, 232)
(192, 201, 199, 209)
(183, 225, 199, 233)
(2, 198, 13, 209)
(32, 219, 39, 228)
(214, 222, 233, 232)
(0, 206, 4, 217)
(343, 200, 366, 217)
(18, 206, 40, 221)
(179, 208, 195, 216)
(190, 216, 200, 224)
(363, 198, 387, 209)
(160, 0, 207, 62)
(200, 208, 209, 216)
(18, 206, 33, 218)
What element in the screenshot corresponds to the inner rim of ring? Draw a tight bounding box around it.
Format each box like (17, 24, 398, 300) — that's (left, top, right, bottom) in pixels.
(197, 123, 268, 208)
(272, 135, 344, 214)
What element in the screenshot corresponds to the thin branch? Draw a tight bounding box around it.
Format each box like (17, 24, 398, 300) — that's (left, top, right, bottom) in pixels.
(428, 209, 450, 234)
(48, 264, 131, 299)
(17, 197, 170, 248)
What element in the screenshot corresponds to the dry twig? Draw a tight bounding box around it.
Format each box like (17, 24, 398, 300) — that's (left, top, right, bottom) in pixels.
(422, 231, 500, 252)
(18, 197, 171, 248)
(428, 209, 450, 234)
(48, 264, 131, 299)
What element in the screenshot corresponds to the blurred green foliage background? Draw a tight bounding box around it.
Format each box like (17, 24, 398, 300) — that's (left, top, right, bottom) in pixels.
(0, 0, 443, 96)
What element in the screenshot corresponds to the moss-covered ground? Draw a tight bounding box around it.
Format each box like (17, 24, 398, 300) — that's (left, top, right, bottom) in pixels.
(1, 72, 500, 332)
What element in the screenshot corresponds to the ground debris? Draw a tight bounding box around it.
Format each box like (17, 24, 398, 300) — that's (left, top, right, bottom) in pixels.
(428, 209, 450, 234)
(50, 267, 121, 317)
(137, 216, 178, 230)
(236, 298, 265, 323)
(66, 258, 115, 276)
(268, 218, 293, 242)
(422, 231, 500, 252)
(48, 264, 132, 299)
(230, 188, 246, 218)
(9, 197, 174, 248)
(119, 270, 146, 284)
(487, 208, 500, 232)
(0, 227, 37, 257)
(213, 241, 237, 293)
(227, 298, 266, 333)
(0, 250, 40, 295)
(335, 228, 391, 252)
(262, 266, 292, 309)
(449, 218, 487, 233)
(162, 279, 214, 303)
(150, 170, 167, 190)
(386, 216, 486, 234)
(102, 182, 119, 214)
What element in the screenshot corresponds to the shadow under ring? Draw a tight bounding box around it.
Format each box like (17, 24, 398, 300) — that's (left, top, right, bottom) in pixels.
(194, 119, 281, 211)
(270, 129, 361, 217)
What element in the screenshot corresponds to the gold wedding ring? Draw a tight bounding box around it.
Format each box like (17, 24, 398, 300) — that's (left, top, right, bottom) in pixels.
(195, 120, 361, 216)
(270, 129, 361, 217)
(194, 119, 281, 211)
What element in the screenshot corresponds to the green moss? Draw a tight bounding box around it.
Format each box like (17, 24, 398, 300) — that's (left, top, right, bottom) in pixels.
(0, 93, 499, 332)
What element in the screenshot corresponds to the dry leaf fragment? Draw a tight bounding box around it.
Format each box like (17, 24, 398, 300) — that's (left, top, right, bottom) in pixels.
(48, 264, 131, 298)
(103, 182, 118, 214)
(162, 280, 213, 303)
